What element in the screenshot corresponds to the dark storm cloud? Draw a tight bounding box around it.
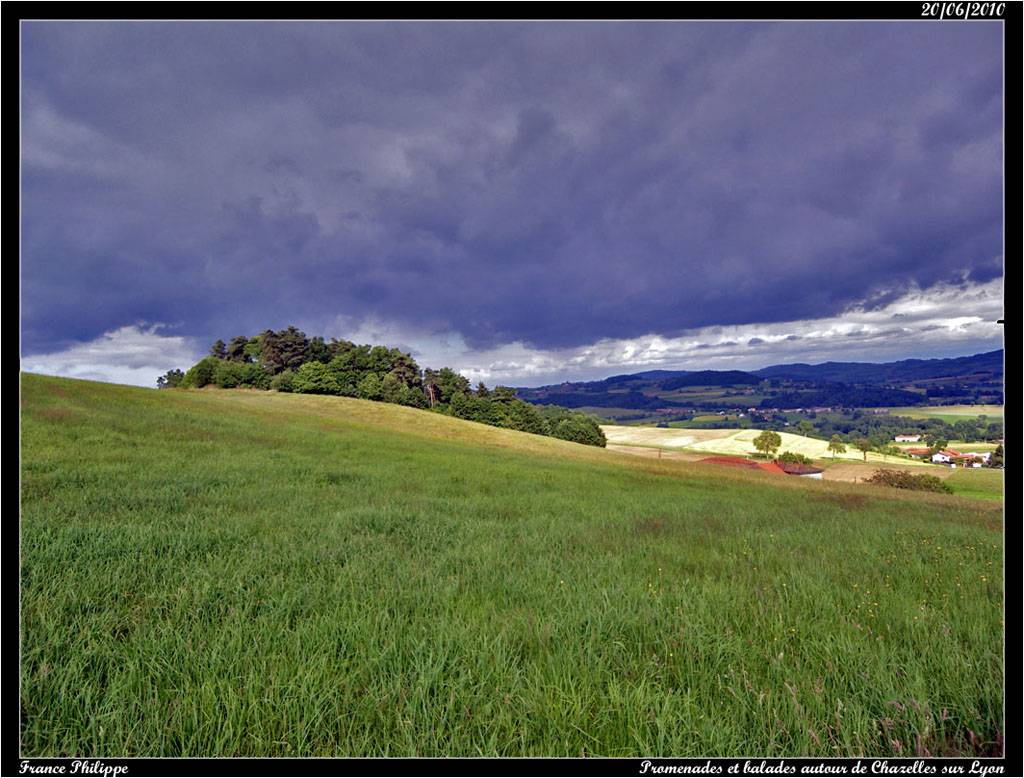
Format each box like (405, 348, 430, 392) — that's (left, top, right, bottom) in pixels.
(21, 21, 1003, 355)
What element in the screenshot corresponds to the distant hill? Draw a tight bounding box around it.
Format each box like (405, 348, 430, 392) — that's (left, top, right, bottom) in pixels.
(516, 350, 1003, 416)
(753, 350, 1003, 384)
(661, 370, 760, 390)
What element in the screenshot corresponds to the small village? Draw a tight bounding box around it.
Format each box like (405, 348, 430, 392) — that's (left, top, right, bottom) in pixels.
(893, 433, 999, 468)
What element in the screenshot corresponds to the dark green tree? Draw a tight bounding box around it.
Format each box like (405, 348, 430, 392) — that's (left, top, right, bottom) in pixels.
(226, 336, 250, 362)
(752, 430, 782, 459)
(260, 326, 309, 374)
(853, 438, 873, 462)
(271, 369, 296, 393)
(424, 367, 470, 406)
(181, 357, 220, 388)
(380, 372, 407, 404)
(244, 336, 263, 364)
(795, 420, 815, 437)
(292, 361, 340, 395)
(827, 435, 847, 459)
(156, 368, 185, 389)
(306, 336, 332, 364)
(989, 443, 1003, 468)
(924, 434, 949, 456)
(357, 372, 384, 401)
(491, 386, 518, 403)
(387, 349, 422, 388)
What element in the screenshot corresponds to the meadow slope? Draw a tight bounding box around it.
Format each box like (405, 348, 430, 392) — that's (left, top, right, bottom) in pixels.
(20, 374, 1003, 757)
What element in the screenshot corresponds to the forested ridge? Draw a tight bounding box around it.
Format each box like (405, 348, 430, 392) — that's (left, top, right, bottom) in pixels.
(159, 326, 606, 447)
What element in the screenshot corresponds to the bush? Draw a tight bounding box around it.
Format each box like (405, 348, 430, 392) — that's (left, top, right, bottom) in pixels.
(156, 368, 184, 389)
(213, 361, 245, 388)
(778, 451, 813, 465)
(181, 357, 220, 388)
(356, 373, 383, 401)
(212, 361, 271, 390)
(397, 385, 428, 408)
(244, 365, 272, 390)
(271, 369, 296, 393)
(864, 469, 953, 494)
(292, 362, 340, 395)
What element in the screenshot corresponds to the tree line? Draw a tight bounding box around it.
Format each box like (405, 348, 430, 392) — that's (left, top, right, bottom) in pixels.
(157, 326, 606, 448)
(675, 408, 1003, 448)
(746, 427, 1002, 469)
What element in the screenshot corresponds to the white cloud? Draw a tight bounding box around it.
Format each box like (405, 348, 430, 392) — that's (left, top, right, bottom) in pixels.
(21, 324, 201, 388)
(21, 279, 1002, 390)
(329, 278, 1003, 387)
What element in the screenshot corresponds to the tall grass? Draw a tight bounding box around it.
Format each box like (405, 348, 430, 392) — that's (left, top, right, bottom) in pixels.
(20, 374, 1003, 757)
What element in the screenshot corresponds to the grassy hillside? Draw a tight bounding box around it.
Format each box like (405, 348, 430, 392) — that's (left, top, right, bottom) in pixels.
(943, 469, 1005, 503)
(20, 373, 1003, 757)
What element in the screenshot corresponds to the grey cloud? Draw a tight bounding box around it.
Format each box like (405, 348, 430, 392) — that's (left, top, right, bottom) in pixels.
(20, 21, 1003, 360)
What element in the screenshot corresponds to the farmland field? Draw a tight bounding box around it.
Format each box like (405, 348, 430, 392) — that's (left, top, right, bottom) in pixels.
(944, 468, 1005, 503)
(946, 441, 1000, 453)
(20, 374, 1003, 757)
(602, 426, 932, 465)
(818, 462, 1003, 500)
(891, 440, 1000, 454)
(885, 405, 1003, 423)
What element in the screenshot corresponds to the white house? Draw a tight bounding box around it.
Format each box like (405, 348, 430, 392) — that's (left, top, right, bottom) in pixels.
(957, 452, 991, 467)
(932, 449, 989, 467)
(895, 434, 922, 443)
(961, 451, 991, 462)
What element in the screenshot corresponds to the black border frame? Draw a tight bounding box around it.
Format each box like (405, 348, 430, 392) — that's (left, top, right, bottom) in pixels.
(6, 3, 1017, 776)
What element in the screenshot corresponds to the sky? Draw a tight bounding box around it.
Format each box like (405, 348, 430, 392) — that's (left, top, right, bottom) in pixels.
(21, 21, 1004, 387)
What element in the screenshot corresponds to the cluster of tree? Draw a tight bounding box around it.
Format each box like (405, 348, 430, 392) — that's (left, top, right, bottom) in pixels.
(660, 371, 759, 390)
(777, 451, 814, 465)
(864, 470, 953, 494)
(746, 428, 993, 468)
(924, 381, 1004, 404)
(797, 412, 1002, 446)
(707, 410, 1002, 449)
(159, 326, 606, 447)
(156, 368, 185, 389)
(447, 385, 607, 447)
(525, 389, 684, 411)
(990, 444, 1004, 468)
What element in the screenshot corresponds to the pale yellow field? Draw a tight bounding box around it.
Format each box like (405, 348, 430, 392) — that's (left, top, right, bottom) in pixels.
(886, 404, 1003, 419)
(599, 426, 732, 448)
(601, 425, 932, 465)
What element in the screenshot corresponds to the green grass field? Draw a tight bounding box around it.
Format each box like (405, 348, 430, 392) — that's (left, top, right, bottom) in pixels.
(20, 373, 1004, 757)
(944, 469, 1005, 503)
(945, 441, 1000, 453)
(885, 406, 1003, 424)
